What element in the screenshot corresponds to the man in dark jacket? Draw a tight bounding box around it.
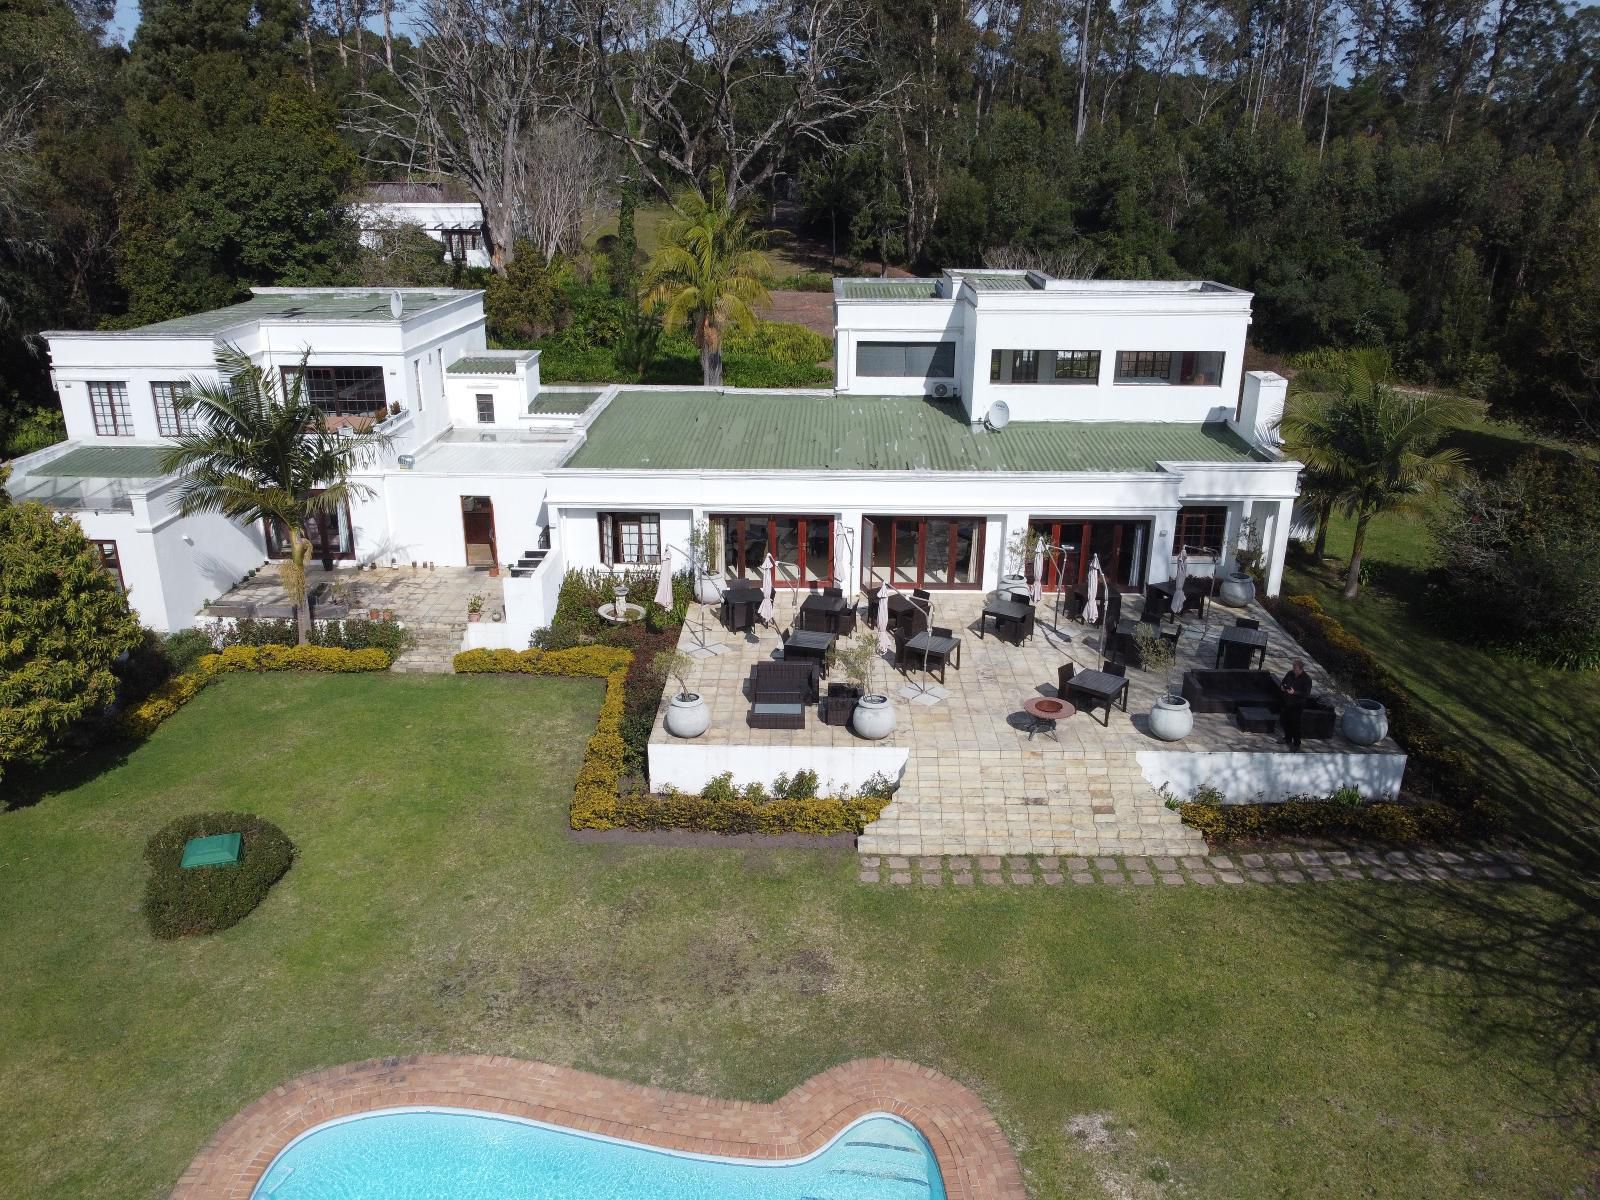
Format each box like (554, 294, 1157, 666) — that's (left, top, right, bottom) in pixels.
(1279, 658, 1313, 751)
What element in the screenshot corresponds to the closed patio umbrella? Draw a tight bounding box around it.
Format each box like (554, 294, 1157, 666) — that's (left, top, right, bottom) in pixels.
(1082, 554, 1102, 625)
(654, 547, 674, 609)
(758, 554, 775, 624)
(875, 583, 895, 654)
(1030, 542, 1045, 604)
(834, 524, 851, 594)
(1170, 547, 1188, 614)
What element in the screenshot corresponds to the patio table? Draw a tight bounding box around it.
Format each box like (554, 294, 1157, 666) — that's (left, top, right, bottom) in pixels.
(980, 598, 1033, 643)
(782, 628, 835, 672)
(902, 631, 962, 683)
(797, 593, 853, 635)
(1064, 668, 1131, 727)
(1215, 625, 1269, 670)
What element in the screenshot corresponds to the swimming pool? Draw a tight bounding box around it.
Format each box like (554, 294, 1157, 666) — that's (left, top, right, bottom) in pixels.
(251, 1107, 947, 1200)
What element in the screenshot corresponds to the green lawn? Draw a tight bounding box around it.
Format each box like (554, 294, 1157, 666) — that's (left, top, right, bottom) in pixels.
(2, 671, 1593, 1198)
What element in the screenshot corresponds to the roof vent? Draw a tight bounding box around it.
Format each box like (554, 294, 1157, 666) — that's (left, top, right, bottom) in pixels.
(397, 453, 415, 470)
(390, 290, 403, 319)
(984, 400, 1011, 431)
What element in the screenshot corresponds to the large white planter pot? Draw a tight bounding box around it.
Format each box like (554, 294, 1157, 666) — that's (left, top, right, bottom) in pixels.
(851, 694, 896, 741)
(694, 573, 725, 605)
(664, 692, 710, 738)
(1341, 699, 1388, 746)
(1218, 571, 1257, 608)
(1148, 695, 1194, 741)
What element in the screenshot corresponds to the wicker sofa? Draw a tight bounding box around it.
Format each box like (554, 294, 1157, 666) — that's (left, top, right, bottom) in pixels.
(746, 661, 821, 730)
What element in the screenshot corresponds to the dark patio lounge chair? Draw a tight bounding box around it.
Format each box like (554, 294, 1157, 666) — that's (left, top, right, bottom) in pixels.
(747, 660, 820, 730)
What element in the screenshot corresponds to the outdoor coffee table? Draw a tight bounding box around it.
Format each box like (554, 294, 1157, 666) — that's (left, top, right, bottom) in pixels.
(1022, 695, 1074, 741)
(1237, 704, 1279, 734)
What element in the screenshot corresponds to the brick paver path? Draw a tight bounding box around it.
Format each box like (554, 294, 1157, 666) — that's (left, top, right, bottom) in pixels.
(171, 1056, 1024, 1200)
(858, 847, 1534, 886)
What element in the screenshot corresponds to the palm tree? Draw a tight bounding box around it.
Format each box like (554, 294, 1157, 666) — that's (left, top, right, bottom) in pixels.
(160, 344, 389, 644)
(1281, 358, 1472, 599)
(642, 174, 771, 386)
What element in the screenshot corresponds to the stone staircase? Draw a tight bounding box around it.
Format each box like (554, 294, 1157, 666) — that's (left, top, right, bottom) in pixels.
(857, 745, 1208, 859)
(392, 623, 466, 674)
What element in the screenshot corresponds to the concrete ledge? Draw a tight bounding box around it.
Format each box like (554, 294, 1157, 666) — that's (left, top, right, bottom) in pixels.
(171, 1055, 1024, 1200)
(648, 740, 909, 794)
(1138, 749, 1408, 804)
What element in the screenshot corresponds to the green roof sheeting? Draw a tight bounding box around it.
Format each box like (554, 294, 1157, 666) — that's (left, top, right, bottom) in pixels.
(531, 390, 601, 414)
(129, 291, 469, 336)
(448, 355, 522, 375)
(565, 391, 1262, 473)
(961, 273, 1035, 291)
(838, 280, 941, 300)
(28, 445, 176, 478)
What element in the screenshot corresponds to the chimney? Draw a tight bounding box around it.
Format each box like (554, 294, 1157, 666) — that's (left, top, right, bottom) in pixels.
(1231, 371, 1286, 452)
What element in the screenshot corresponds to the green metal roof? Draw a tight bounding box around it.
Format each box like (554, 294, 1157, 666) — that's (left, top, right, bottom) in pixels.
(448, 355, 520, 375)
(565, 391, 1262, 473)
(27, 444, 176, 479)
(128, 290, 470, 336)
(961, 272, 1036, 292)
(838, 279, 941, 300)
(530, 390, 601, 414)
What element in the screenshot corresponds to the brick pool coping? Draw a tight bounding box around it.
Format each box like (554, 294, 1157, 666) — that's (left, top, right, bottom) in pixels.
(170, 1055, 1025, 1200)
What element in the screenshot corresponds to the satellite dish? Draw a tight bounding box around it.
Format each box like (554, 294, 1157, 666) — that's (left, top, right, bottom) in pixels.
(984, 400, 1011, 431)
(390, 290, 404, 319)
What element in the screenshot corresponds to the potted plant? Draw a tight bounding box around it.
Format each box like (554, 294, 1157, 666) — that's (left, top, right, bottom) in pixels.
(655, 648, 709, 738)
(1341, 699, 1388, 745)
(466, 594, 485, 622)
(688, 518, 724, 605)
(832, 629, 894, 740)
(1002, 525, 1042, 593)
(1134, 625, 1191, 741)
(1219, 517, 1260, 607)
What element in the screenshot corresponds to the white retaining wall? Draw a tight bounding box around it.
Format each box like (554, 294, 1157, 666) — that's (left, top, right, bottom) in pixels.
(1137, 749, 1408, 805)
(648, 742, 909, 796)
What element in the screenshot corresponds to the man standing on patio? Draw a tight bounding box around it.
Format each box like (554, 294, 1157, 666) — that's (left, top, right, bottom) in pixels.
(1279, 659, 1313, 751)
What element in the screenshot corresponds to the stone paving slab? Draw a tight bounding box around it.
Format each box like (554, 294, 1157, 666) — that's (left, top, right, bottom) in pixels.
(860, 848, 1534, 887)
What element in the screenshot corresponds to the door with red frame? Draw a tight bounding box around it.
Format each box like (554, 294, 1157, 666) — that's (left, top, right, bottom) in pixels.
(1028, 519, 1150, 590)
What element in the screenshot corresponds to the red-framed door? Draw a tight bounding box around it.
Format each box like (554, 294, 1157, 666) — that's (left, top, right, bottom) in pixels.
(1029, 519, 1150, 589)
(715, 514, 834, 586)
(862, 516, 986, 590)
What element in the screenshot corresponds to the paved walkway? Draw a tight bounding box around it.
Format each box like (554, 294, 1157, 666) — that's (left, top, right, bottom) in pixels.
(859, 848, 1534, 886)
(172, 1056, 1024, 1200)
(212, 564, 500, 673)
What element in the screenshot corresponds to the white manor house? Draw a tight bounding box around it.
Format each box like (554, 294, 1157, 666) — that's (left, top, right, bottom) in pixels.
(9, 270, 1301, 644)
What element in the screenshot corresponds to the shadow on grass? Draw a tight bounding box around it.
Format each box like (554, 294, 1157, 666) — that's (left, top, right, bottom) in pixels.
(3, 736, 135, 813)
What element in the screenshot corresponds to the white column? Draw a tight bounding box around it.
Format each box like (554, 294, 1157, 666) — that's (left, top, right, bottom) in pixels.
(1147, 511, 1178, 587)
(834, 330, 851, 392)
(1264, 496, 1294, 597)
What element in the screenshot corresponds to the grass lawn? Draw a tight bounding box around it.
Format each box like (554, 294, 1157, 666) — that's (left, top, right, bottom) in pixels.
(2, 672, 1594, 1199)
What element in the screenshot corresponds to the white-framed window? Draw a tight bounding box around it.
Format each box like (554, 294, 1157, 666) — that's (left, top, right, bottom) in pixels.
(88, 381, 133, 436)
(598, 512, 661, 566)
(476, 395, 494, 424)
(152, 381, 196, 436)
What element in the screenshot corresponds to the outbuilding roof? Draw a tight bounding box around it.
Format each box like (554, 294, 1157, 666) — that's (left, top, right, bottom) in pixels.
(564, 391, 1263, 473)
(111, 290, 473, 337)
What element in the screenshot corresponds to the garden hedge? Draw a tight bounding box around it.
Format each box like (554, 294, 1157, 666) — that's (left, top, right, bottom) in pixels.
(121, 645, 395, 738)
(1177, 798, 1462, 844)
(142, 812, 295, 938)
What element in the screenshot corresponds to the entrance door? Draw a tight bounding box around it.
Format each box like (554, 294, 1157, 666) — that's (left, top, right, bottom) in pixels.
(1030, 519, 1150, 589)
(461, 496, 497, 567)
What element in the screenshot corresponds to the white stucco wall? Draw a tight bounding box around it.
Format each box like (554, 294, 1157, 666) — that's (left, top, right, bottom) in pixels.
(648, 741, 910, 796)
(1137, 749, 1409, 804)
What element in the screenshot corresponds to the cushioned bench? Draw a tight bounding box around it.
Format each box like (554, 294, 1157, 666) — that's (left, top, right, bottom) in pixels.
(1182, 670, 1284, 714)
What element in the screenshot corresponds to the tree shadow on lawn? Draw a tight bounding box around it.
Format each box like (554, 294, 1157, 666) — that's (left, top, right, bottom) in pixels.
(1270, 630, 1600, 1150)
(3, 736, 134, 813)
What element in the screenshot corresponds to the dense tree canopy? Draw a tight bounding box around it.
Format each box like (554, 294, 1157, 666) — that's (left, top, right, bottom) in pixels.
(2, 0, 1600, 449)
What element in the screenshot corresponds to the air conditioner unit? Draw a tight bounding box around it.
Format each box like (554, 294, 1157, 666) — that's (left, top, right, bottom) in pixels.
(931, 383, 951, 399)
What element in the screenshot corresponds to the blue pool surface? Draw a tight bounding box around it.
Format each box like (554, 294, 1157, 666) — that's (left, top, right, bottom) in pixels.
(252, 1107, 947, 1200)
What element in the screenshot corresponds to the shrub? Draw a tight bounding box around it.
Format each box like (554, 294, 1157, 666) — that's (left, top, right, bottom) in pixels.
(1177, 798, 1460, 844)
(164, 629, 218, 676)
(220, 617, 411, 657)
(771, 271, 834, 292)
(724, 320, 831, 366)
(142, 812, 295, 938)
(580, 771, 897, 836)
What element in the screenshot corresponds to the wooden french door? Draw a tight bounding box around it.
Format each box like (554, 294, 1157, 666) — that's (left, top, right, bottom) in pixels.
(863, 516, 985, 590)
(461, 495, 498, 567)
(717, 514, 833, 586)
(1029, 519, 1150, 589)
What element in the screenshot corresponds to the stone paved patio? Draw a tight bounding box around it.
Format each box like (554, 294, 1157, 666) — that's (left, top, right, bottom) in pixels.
(858, 848, 1534, 886)
(655, 590, 1399, 858)
(211, 563, 502, 672)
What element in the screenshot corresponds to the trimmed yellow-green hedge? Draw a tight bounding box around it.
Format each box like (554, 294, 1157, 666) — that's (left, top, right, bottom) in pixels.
(121, 645, 395, 738)
(1177, 799, 1461, 844)
(451, 645, 893, 836)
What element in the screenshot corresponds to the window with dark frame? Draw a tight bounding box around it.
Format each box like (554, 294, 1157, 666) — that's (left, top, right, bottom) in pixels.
(863, 515, 985, 590)
(1174, 506, 1228, 554)
(281, 365, 388, 417)
(990, 350, 1002, 381)
(1010, 349, 1039, 382)
(152, 381, 195, 437)
(476, 394, 494, 424)
(88, 381, 133, 436)
(93, 541, 125, 595)
(854, 341, 955, 379)
(598, 512, 662, 566)
(1052, 350, 1100, 381)
(1116, 351, 1173, 381)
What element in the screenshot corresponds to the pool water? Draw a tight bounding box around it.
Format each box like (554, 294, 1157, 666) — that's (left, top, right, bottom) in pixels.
(252, 1107, 947, 1200)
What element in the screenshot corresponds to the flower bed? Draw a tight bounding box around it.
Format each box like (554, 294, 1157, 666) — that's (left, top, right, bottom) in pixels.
(143, 812, 295, 938)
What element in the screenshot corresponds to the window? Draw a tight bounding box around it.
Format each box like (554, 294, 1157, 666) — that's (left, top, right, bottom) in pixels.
(282, 366, 388, 417)
(599, 512, 661, 566)
(93, 541, 125, 595)
(1010, 349, 1039, 383)
(864, 516, 985, 590)
(152, 381, 195, 436)
(442, 228, 482, 259)
(1175, 506, 1228, 555)
(855, 341, 956, 380)
(990, 349, 1002, 382)
(716, 515, 833, 583)
(264, 494, 354, 561)
(1115, 351, 1224, 385)
(1052, 350, 1100, 381)
(88, 381, 133, 436)
(1116, 351, 1173, 382)
(476, 394, 495, 424)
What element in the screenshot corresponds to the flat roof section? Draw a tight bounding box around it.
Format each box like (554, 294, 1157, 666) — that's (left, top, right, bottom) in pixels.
(118, 289, 473, 337)
(530, 390, 602, 414)
(409, 429, 571, 475)
(566, 391, 1263, 473)
(25, 444, 176, 479)
(836, 279, 942, 300)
